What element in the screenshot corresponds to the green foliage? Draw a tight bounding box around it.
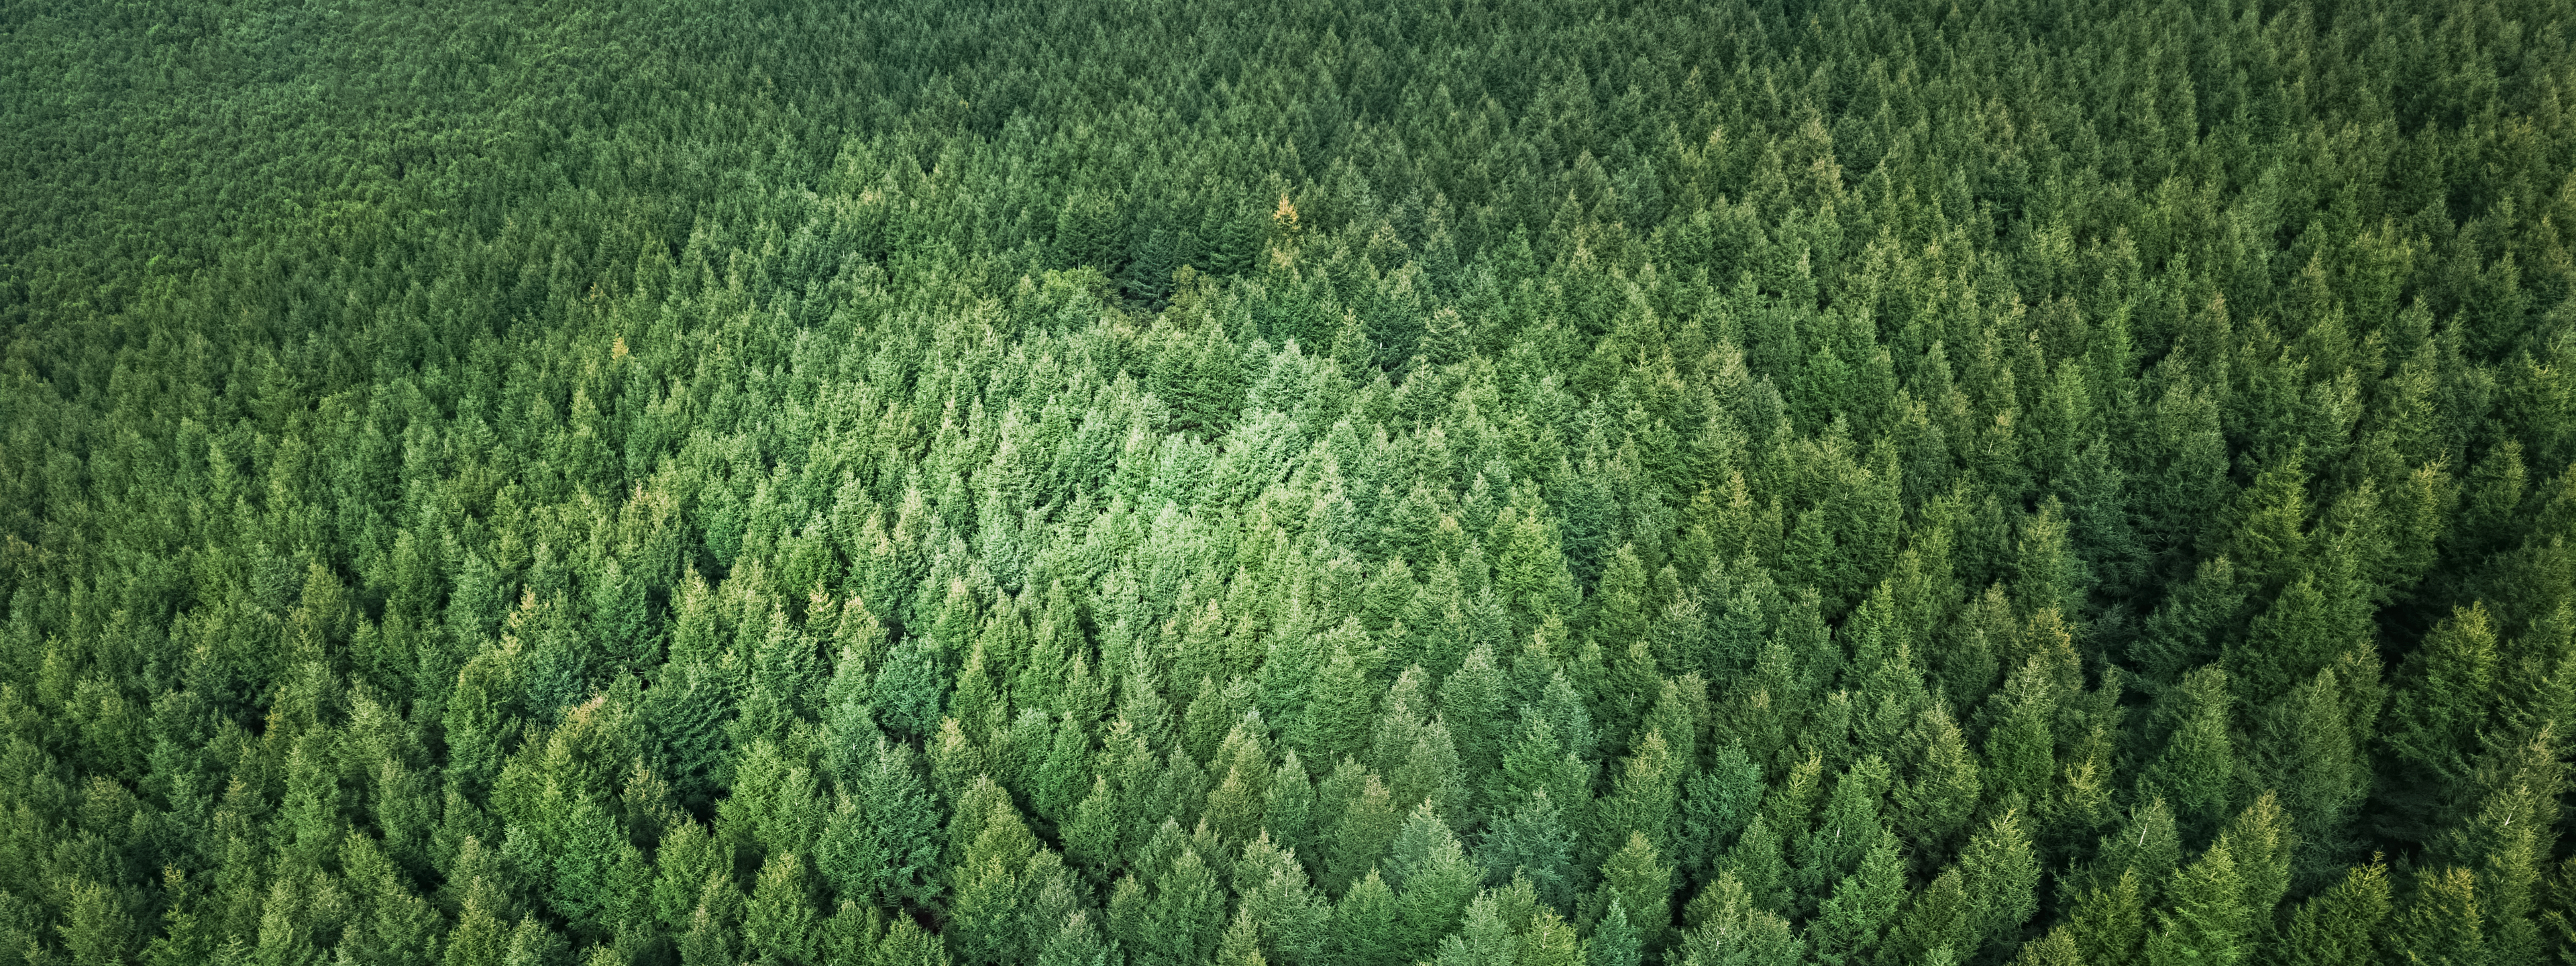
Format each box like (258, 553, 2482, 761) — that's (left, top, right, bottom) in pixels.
(1, 0, 2569, 961)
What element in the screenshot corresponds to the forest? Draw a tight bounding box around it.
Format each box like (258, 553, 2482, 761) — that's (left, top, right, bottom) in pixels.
(2, 0, 2573, 962)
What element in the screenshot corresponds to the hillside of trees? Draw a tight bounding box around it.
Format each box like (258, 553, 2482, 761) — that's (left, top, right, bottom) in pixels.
(4, 0, 2575, 963)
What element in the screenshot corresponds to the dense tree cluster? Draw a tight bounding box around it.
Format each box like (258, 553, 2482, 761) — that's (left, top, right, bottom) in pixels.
(5, 0, 2576, 963)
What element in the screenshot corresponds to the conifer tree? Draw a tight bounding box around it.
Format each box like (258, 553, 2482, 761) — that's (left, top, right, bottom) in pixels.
(1479, 789, 1582, 914)
(2275, 859, 2392, 966)
(1897, 706, 1984, 857)
(1593, 833, 1676, 950)
(1335, 870, 1403, 966)
(1494, 903, 1566, 966)
(1581, 901, 1640, 966)
(2383, 867, 2485, 966)
(2143, 841, 2250, 966)
(1961, 810, 2043, 960)
(2141, 667, 2243, 843)
(1676, 873, 1805, 966)
(1442, 643, 1509, 810)
(745, 853, 822, 966)
(11, 5, 2576, 965)
(1807, 829, 1907, 966)
(874, 635, 950, 739)
(1325, 771, 1403, 897)
(2384, 603, 2506, 838)
(1389, 804, 1481, 962)
(818, 738, 943, 909)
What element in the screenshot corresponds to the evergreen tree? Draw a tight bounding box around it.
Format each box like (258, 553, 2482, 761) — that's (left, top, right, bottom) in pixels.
(1677, 873, 1805, 966)
(746, 853, 822, 966)
(1680, 743, 1767, 881)
(818, 739, 943, 909)
(1479, 790, 1582, 914)
(2383, 603, 2506, 839)
(2383, 867, 2485, 966)
(7, 4, 2575, 965)
(1585, 901, 1643, 966)
(1387, 804, 1479, 961)
(1962, 810, 2043, 960)
(1807, 829, 1907, 966)
(1326, 771, 1403, 897)
(1442, 643, 1509, 812)
(2143, 841, 2251, 966)
(2065, 869, 2149, 966)
(1334, 870, 1403, 966)
(2275, 859, 2392, 966)
(2141, 667, 2244, 843)
(1592, 833, 1675, 951)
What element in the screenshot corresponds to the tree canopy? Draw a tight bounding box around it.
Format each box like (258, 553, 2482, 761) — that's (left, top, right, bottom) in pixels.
(4, 0, 2575, 963)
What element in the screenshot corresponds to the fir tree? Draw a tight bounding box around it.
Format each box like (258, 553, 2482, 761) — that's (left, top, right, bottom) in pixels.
(2143, 841, 2250, 966)
(2274, 859, 2392, 966)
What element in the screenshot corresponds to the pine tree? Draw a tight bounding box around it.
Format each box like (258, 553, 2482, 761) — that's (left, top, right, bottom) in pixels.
(678, 870, 747, 966)
(1793, 755, 1890, 904)
(2434, 722, 2566, 964)
(823, 619, 888, 787)
(2214, 794, 2293, 937)
(653, 821, 730, 936)
(2128, 559, 2246, 694)
(2225, 574, 2355, 710)
(1140, 847, 1227, 966)
(1680, 743, 1766, 881)
(648, 654, 739, 813)
(2010, 928, 2085, 966)
(1432, 888, 1524, 966)
(1266, 750, 1319, 871)
(2255, 667, 2367, 889)
(1595, 729, 1682, 862)
(2061, 870, 2143, 966)
(1494, 715, 1591, 826)
(1896, 706, 1982, 856)
(1888, 867, 1973, 966)
(873, 634, 949, 739)
(1296, 624, 1379, 765)
(1960, 810, 2042, 960)
(1985, 657, 2059, 813)
(951, 787, 1044, 965)
(738, 603, 820, 747)
(877, 916, 957, 966)
(1491, 903, 1566, 966)
(1720, 814, 1791, 915)
(343, 837, 447, 966)
(1442, 643, 1509, 815)
(1393, 718, 1470, 829)
(59, 877, 136, 966)
(1234, 833, 1331, 966)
